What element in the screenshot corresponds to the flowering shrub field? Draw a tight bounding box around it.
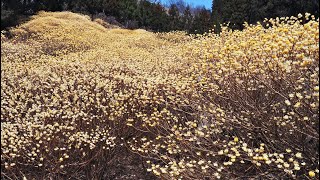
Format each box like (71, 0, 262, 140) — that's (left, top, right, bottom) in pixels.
(1, 11, 319, 179)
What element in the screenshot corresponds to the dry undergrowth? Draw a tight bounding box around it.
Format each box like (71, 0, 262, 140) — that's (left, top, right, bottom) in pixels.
(1, 11, 319, 179)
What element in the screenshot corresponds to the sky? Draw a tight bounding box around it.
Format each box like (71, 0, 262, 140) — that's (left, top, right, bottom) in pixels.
(160, 0, 212, 10)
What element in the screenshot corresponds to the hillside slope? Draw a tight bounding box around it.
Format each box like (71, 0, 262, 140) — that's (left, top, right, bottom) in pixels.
(1, 12, 319, 180)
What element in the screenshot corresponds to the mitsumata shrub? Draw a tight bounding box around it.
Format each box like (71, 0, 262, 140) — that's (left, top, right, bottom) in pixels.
(1, 12, 319, 179)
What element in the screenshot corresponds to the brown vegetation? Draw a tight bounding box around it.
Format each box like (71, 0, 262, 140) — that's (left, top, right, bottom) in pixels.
(1, 11, 319, 179)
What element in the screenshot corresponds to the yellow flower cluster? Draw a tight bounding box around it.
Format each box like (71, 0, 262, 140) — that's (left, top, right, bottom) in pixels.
(1, 11, 319, 179)
(129, 14, 319, 179)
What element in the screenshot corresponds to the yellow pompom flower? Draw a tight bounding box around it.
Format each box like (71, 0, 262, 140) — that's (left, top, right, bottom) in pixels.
(234, 137, 239, 142)
(309, 171, 316, 177)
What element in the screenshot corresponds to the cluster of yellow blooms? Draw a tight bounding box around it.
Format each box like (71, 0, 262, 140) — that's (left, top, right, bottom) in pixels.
(1, 11, 319, 179)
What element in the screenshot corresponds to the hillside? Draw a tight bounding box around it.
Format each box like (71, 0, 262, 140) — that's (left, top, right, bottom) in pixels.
(1, 12, 319, 179)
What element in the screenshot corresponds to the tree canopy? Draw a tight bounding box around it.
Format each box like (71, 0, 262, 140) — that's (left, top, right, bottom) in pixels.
(212, 0, 319, 30)
(1, 0, 319, 33)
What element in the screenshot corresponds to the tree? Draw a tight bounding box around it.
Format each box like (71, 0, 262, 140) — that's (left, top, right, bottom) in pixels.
(137, 0, 169, 32)
(211, 0, 222, 33)
(212, 0, 319, 31)
(225, 0, 250, 29)
(168, 4, 182, 30)
(191, 7, 211, 34)
(182, 5, 193, 33)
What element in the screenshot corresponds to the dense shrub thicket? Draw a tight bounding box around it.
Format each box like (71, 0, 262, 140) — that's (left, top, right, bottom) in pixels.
(1, 12, 319, 179)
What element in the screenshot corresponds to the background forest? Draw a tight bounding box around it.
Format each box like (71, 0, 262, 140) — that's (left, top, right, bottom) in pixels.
(1, 0, 319, 34)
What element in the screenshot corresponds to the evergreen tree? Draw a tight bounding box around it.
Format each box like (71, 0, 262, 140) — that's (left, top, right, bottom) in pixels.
(211, 0, 222, 33)
(137, 0, 169, 32)
(182, 5, 193, 33)
(220, 0, 249, 30)
(168, 4, 181, 30)
(212, 0, 319, 31)
(191, 7, 211, 34)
